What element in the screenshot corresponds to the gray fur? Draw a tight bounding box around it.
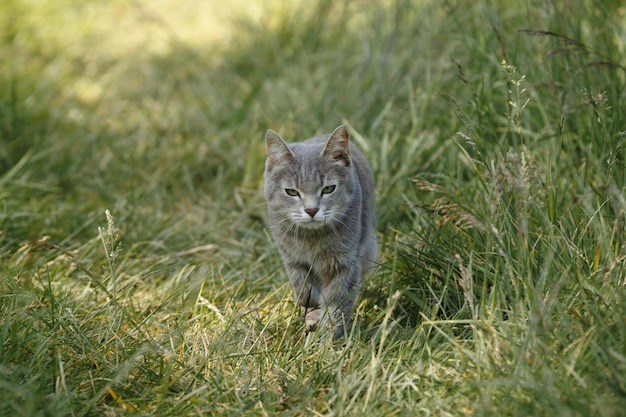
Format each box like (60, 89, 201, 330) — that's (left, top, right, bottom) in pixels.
(264, 125, 377, 338)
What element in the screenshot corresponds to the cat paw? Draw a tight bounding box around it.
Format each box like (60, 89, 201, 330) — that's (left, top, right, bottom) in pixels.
(304, 307, 324, 329)
(304, 306, 350, 340)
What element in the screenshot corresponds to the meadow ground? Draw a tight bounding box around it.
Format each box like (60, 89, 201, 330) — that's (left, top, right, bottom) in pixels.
(1, 0, 626, 415)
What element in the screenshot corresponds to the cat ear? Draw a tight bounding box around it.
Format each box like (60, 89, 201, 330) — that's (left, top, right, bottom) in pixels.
(322, 125, 350, 166)
(265, 129, 294, 168)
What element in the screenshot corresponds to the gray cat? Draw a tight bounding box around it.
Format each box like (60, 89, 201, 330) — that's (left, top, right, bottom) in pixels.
(264, 125, 377, 338)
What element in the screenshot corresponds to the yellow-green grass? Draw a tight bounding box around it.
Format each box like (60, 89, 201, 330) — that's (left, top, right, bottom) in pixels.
(1, 0, 625, 415)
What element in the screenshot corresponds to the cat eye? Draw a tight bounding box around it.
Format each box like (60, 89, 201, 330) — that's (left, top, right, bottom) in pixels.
(321, 185, 336, 195)
(285, 188, 300, 197)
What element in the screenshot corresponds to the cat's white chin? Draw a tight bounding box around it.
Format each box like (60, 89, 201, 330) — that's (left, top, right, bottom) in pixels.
(297, 219, 328, 229)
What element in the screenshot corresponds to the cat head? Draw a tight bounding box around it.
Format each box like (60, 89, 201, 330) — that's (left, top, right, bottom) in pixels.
(264, 125, 357, 231)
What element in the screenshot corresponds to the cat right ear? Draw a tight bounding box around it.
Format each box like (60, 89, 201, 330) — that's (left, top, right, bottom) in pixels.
(322, 125, 351, 166)
(265, 129, 294, 168)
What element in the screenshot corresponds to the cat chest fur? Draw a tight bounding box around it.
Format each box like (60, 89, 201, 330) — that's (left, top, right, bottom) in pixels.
(277, 227, 361, 286)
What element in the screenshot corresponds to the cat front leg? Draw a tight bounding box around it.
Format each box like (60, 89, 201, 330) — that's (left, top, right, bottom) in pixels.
(319, 261, 361, 339)
(284, 261, 324, 329)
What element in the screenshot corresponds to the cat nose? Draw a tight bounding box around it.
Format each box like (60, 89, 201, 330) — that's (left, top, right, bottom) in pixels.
(304, 208, 319, 217)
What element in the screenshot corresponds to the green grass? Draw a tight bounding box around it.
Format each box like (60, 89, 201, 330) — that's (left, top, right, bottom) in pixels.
(1, 0, 626, 415)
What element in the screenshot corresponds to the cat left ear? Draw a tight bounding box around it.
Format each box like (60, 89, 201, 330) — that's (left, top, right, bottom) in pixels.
(265, 129, 294, 168)
(322, 125, 350, 166)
